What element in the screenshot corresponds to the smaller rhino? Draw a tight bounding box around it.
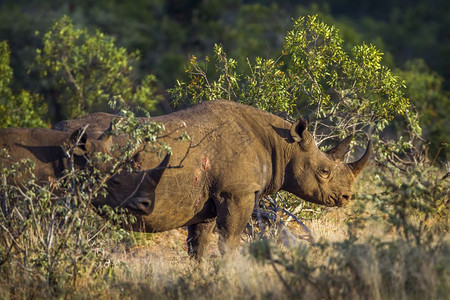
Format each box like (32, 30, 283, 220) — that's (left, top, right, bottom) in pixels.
(0, 126, 171, 225)
(0, 127, 113, 184)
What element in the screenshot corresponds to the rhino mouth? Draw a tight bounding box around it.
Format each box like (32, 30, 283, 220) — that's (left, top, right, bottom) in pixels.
(123, 196, 154, 215)
(327, 193, 350, 207)
(327, 194, 342, 207)
(324, 195, 337, 207)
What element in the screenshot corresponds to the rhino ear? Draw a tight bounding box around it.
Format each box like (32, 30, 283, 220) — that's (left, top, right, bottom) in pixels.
(69, 129, 91, 156)
(102, 120, 116, 135)
(290, 118, 313, 150)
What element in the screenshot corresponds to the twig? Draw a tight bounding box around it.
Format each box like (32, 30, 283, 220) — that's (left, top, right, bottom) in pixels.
(156, 123, 187, 139)
(266, 207, 314, 242)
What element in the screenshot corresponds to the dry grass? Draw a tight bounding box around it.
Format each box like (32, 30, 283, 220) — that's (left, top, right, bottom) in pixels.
(1, 171, 449, 299)
(104, 244, 287, 300)
(63, 199, 448, 299)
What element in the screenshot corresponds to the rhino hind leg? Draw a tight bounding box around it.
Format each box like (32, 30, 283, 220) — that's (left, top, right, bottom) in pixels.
(187, 221, 216, 260)
(215, 193, 255, 255)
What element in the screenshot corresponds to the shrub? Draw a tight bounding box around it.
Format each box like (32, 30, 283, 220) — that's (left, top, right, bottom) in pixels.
(0, 102, 167, 298)
(0, 41, 47, 128)
(34, 16, 161, 120)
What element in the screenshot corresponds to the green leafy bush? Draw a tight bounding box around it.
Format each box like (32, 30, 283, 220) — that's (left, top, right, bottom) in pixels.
(34, 16, 161, 120)
(0, 102, 168, 298)
(169, 15, 409, 145)
(0, 41, 47, 128)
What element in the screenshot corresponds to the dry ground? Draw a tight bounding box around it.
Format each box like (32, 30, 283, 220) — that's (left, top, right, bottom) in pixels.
(94, 201, 443, 300)
(1, 171, 448, 299)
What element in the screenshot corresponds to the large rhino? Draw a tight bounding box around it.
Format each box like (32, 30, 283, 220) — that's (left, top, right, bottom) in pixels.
(55, 100, 372, 258)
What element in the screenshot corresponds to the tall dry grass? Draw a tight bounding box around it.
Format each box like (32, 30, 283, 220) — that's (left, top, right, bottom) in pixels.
(1, 139, 449, 300)
(61, 199, 448, 300)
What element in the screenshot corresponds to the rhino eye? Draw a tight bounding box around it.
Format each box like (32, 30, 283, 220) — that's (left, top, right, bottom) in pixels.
(318, 167, 331, 179)
(110, 178, 121, 186)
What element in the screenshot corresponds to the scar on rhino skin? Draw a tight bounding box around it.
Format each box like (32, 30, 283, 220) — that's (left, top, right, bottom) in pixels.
(193, 156, 210, 187)
(201, 156, 211, 171)
(193, 168, 202, 187)
(194, 195, 201, 208)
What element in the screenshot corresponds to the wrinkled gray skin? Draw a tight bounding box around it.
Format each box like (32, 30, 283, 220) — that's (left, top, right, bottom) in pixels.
(54, 100, 372, 258)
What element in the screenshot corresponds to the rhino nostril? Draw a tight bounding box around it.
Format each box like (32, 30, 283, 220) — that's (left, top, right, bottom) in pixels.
(134, 198, 153, 214)
(342, 194, 350, 202)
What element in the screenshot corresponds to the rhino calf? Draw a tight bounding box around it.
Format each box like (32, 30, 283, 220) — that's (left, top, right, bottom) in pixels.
(0, 127, 116, 184)
(55, 100, 372, 258)
(0, 126, 172, 225)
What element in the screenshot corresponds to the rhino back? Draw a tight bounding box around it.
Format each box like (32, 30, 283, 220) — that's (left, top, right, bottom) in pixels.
(53, 112, 115, 139)
(0, 128, 73, 182)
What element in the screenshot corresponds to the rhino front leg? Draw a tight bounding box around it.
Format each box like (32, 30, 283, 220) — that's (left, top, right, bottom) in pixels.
(187, 221, 216, 260)
(215, 193, 255, 255)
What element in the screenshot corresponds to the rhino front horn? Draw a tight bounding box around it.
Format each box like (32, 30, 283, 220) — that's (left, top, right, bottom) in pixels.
(349, 140, 372, 176)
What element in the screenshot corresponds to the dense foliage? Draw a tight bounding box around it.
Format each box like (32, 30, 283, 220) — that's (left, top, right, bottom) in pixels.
(170, 15, 410, 143)
(34, 16, 161, 120)
(0, 41, 47, 128)
(0, 0, 447, 159)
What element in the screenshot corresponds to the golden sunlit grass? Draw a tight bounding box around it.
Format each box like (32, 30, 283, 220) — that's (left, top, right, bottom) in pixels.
(1, 171, 448, 299)
(77, 195, 448, 299)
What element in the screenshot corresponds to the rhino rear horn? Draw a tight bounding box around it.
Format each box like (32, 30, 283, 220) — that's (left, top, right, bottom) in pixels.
(349, 140, 372, 176)
(145, 153, 171, 186)
(327, 135, 353, 161)
(290, 118, 313, 150)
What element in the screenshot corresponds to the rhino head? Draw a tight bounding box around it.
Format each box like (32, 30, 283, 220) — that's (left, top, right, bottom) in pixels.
(95, 153, 171, 213)
(283, 118, 372, 207)
(67, 128, 114, 168)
